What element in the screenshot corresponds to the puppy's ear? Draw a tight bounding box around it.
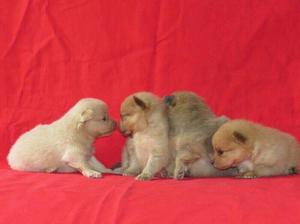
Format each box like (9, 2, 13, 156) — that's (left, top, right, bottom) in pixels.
(163, 95, 176, 107)
(232, 131, 247, 144)
(133, 96, 147, 110)
(77, 109, 94, 129)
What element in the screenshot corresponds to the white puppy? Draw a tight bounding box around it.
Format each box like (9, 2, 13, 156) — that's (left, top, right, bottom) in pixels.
(7, 98, 116, 178)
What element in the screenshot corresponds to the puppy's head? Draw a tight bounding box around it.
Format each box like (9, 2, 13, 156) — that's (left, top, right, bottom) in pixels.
(164, 91, 201, 106)
(164, 91, 215, 123)
(211, 120, 254, 170)
(119, 92, 162, 137)
(74, 98, 117, 137)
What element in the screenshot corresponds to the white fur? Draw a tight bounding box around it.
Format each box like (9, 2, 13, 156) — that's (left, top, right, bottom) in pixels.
(7, 98, 116, 178)
(238, 160, 254, 173)
(133, 132, 155, 168)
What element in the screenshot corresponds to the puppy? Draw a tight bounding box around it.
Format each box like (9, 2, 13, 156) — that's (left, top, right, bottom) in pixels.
(7, 98, 116, 178)
(211, 119, 300, 178)
(165, 91, 237, 179)
(119, 92, 170, 180)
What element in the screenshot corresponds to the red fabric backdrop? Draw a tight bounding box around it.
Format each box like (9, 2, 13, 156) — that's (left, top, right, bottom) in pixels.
(1, 0, 300, 223)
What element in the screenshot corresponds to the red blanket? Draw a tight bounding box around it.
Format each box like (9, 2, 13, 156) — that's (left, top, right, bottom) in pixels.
(1, 0, 300, 223)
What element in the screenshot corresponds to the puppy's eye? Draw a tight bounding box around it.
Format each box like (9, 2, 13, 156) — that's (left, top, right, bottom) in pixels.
(102, 117, 107, 121)
(217, 150, 224, 156)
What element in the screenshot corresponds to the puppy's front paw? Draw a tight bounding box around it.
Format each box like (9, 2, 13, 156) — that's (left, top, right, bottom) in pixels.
(136, 172, 153, 181)
(160, 169, 173, 178)
(236, 171, 257, 179)
(82, 169, 102, 178)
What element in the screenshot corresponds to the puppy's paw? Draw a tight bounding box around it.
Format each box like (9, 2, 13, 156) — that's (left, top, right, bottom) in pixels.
(236, 171, 257, 179)
(82, 169, 102, 178)
(136, 172, 153, 181)
(174, 169, 185, 180)
(160, 169, 173, 178)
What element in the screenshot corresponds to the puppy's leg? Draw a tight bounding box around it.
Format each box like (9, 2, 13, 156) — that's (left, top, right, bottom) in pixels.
(237, 164, 285, 178)
(174, 149, 199, 180)
(160, 162, 174, 178)
(62, 151, 102, 178)
(122, 142, 141, 176)
(136, 154, 167, 180)
(253, 164, 285, 177)
(89, 156, 116, 174)
(174, 157, 187, 180)
(123, 152, 141, 176)
(121, 141, 131, 169)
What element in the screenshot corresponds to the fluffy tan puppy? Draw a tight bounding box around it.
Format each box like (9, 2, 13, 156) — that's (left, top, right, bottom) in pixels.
(212, 119, 300, 178)
(165, 91, 237, 179)
(7, 98, 116, 178)
(119, 92, 170, 180)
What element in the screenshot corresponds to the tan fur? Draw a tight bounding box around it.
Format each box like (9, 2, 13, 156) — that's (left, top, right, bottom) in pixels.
(119, 92, 170, 180)
(7, 98, 117, 178)
(212, 119, 300, 178)
(165, 91, 237, 179)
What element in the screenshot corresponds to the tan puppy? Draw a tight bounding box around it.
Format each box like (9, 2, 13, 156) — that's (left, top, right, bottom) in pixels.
(119, 92, 170, 180)
(7, 98, 116, 178)
(165, 91, 237, 179)
(212, 119, 300, 178)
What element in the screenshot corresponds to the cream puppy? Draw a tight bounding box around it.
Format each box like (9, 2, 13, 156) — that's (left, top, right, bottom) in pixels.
(212, 119, 300, 178)
(165, 91, 237, 179)
(7, 98, 116, 178)
(119, 92, 170, 180)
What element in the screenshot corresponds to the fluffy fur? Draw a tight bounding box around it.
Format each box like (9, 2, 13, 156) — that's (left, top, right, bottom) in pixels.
(212, 119, 300, 178)
(165, 91, 237, 179)
(119, 92, 170, 180)
(7, 98, 116, 178)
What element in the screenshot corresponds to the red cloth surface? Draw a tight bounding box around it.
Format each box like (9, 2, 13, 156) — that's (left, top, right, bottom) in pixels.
(1, 0, 300, 223)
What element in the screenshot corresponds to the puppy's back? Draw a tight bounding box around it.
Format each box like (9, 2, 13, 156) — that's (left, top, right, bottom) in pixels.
(7, 124, 61, 171)
(166, 92, 216, 137)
